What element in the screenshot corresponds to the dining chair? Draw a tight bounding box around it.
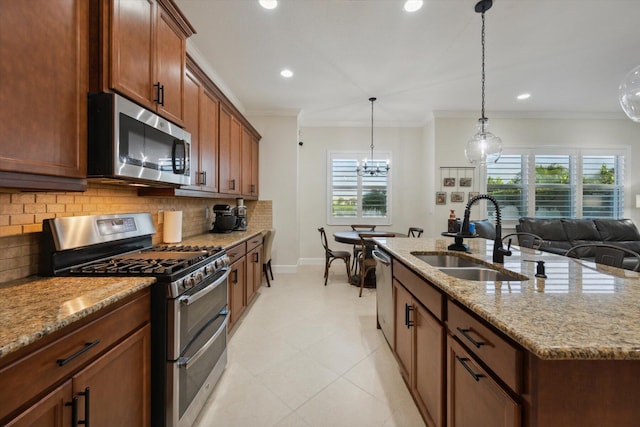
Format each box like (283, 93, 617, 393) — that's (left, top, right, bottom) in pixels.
(565, 243, 640, 271)
(407, 227, 423, 238)
(350, 225, 377, 275)
(318, 227, 352, 285)
(502, 232, 545, 249)
(262, 228, 275, 287)
(358, 232, 396, 297)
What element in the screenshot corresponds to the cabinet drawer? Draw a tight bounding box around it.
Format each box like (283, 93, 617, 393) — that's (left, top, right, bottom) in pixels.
(246, 234, 262, 251)
(447, 301, 522, 393)
(393, 260, 443, 321)
(0, 290, 150, 421)
(226, 242, 246, 263)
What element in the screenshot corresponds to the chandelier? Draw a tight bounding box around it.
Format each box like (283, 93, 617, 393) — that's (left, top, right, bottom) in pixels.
(465, 0, 502, 165)
(356, 97, 390, 177)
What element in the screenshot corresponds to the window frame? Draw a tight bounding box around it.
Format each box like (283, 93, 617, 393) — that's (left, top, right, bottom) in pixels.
(326, 150, 392, 226)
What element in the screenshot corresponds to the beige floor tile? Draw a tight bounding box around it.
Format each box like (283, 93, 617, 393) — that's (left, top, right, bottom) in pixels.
(193, 265, 425, 427)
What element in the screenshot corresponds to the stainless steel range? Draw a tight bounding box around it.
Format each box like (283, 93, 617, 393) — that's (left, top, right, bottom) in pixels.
(40, 213, 230, 427)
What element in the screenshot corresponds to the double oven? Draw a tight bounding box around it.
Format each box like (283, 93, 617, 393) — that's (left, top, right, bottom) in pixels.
(40, 213, 230, 427)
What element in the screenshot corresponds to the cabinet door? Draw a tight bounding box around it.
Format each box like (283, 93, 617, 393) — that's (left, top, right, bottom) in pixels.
(447, 336, 520, 427)
(73, 325, 151, 427)
(199, 89, 219, 192)
(0, 0, 87, 189)
(4, 381, 72, 427)
(393, 279, 413, 383)
(241, 129, 259, 197)
(250, 134, 259, 196)
(155, 3, 186, 125)
(246, 244, 262, 304)
(414, 303, 444, 427)
(110, 0, 156, 111)
(182, 69, 201, 190)
(219, 105, 241, 194)
(229, 258, 246, 328)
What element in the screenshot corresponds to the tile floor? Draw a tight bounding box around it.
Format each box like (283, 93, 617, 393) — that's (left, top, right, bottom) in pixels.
(193, 265, 426, 427)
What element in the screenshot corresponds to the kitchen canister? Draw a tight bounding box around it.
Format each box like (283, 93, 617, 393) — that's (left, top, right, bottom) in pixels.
(163, 211, 183, 243)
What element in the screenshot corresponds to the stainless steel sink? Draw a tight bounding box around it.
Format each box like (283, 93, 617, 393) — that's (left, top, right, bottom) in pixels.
(438, 267, 527, 282)
(410, 252, 483, 268)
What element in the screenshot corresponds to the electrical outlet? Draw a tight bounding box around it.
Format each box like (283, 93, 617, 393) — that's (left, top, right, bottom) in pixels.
(158, 210, 164, 224)
(205, 207, 210, 219)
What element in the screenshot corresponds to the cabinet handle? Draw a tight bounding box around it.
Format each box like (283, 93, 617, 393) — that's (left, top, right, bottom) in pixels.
(230, 179, 236, 190)
(79, 387, 90, 427)
(159, 83, 165, 106)
(254, 252, 259, 263)
(154, 82, 161, 104)
(66, 396, 79, 427)
(456, 327, 485, 348)
(57, 340, 100, 366)
(251, 184, 256, 194)
(200, 171, 207, 185)
(232, 269, 238, 284)
(455, 355, 484, 382)
(404, 304, 414, 328)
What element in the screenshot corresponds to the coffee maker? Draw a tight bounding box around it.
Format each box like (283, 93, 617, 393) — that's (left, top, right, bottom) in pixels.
(234, 198, 247, 231)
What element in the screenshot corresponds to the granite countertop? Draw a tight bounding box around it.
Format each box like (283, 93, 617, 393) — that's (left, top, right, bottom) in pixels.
(0, 229, 265, 360)
(0, 276, 155, 359)
(376, 236, 640, 361)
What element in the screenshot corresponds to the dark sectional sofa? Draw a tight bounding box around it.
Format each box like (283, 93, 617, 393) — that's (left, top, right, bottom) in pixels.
(516, 217, 640, 270)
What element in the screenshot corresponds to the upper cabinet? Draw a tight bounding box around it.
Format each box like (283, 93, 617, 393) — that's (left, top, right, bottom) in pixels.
(0, 0, 88, 191)
(219, 105, 242, 196)
(96, 0, 194, 126)
(241, 127, 260, 197)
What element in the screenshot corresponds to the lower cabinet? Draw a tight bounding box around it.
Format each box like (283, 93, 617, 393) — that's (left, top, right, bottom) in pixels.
(227, 233, 264, 331)
(0, 289, 151, 425)
(393, 277, 444, 427)
(447, 336, 520, 427)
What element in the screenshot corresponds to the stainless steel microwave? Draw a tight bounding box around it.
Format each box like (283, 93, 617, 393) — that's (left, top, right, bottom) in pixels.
(88, 93, 191, 186)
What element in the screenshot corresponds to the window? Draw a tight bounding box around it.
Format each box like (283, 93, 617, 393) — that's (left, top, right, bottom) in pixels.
(327, 151, 391, 225)
(486, 148, 625, 222)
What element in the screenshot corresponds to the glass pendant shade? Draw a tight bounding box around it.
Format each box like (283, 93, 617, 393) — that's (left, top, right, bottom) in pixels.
(465, 118, 502, 164)
(619, 65, 640, 122)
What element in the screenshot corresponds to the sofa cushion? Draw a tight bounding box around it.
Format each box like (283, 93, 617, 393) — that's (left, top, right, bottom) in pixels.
(561, 219, 602, 256)
(594, 219, 640, 253)
(517, 217, 573, 251)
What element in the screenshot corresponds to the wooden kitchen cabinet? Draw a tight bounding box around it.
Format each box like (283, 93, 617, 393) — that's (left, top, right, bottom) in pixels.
(229, 256, 247, 329)
(182, 66, 219, 193)
(246, 234, 264, 304)
(241, 127, 260, 197)
(393, 276, 444, 427)
(0, 0, 87, 191)
(0, 289, 150, 425)
(99, 0, 194, 125)
(447, 336, 520, 427)
(219, 104, 242, 195)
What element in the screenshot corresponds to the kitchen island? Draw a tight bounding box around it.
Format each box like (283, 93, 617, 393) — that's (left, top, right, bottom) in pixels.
(375, 236, 640, 427)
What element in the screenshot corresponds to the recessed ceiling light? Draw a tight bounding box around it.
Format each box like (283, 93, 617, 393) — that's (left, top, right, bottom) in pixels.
(280, 69, 293, 78)
(517, 93, 531, 100)
(403, 0, 423, 12)
(259, 0, 278, 10)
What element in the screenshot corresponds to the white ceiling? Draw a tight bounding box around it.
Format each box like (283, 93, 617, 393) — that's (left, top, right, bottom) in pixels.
(175, 0, 640, 127)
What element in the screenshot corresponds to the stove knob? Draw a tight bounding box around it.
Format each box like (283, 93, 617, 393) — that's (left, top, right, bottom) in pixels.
(185, 276, 195, 289)
(204, 265, 214, 275)
(196, 272, 204, 282)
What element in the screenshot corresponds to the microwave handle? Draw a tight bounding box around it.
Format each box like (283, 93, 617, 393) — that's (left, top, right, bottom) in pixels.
(172, 139, 187, 174)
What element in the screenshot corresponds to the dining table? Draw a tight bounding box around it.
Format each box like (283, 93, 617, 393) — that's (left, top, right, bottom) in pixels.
(333, 230, 406, 287)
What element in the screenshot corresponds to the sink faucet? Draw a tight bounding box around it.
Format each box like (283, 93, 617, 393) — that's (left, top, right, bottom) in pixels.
(460, 194, 512, 264)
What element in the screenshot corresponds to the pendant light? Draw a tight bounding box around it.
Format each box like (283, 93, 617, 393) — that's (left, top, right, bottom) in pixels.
(356, 97, 390, 177)
(465, 0, 502, 164)
(619, 64, 640, 122)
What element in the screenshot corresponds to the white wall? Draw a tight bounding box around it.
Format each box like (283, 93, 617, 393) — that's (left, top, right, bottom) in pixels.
(429, 115, 640, 236)
(246, 114, 300, 271)
(298, 126, 426, 261)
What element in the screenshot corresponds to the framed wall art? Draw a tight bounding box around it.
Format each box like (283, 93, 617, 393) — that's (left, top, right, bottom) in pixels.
(436, 192, 447, 205)
(443, 177, 455, 187)
(451, 192, 465, 203)
(460, 177, 472, 187)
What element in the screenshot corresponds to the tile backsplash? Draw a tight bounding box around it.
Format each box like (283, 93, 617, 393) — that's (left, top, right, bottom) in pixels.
(0, 183, 272, 283)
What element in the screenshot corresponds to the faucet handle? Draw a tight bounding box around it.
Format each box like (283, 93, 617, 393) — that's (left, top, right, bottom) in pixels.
(507, 238, 512, 252)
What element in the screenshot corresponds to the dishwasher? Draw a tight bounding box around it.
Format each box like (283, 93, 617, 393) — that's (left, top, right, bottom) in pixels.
(373, 247, 393, 349)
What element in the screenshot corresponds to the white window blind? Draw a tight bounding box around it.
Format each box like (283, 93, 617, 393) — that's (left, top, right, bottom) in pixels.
(327, 152, 391, 225)
(486, 148, 625, 221)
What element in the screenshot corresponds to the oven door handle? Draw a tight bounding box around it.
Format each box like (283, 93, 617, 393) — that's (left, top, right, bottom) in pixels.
(177, 311, 229, 369)
(179, 267, 230, 306)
